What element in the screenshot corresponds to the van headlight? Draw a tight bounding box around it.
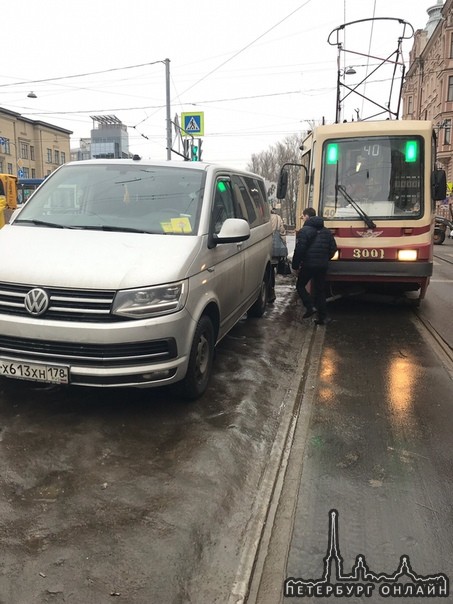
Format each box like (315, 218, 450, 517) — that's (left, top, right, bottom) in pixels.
(112, 281, 188, 318)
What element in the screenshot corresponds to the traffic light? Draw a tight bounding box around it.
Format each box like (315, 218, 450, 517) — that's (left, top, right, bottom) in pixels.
(183, 138, 190, 160)
(197, 138, 203, 161)
(191, 141, 199, 161)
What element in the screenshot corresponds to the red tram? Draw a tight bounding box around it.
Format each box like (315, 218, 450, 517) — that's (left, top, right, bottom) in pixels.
(280, 120, 446, 303)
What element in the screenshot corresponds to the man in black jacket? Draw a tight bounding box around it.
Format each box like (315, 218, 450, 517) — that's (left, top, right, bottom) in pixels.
(292, 207, 337, 325)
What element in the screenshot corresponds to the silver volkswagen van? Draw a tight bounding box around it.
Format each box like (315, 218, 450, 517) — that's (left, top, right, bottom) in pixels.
(0, 159, 272, 399)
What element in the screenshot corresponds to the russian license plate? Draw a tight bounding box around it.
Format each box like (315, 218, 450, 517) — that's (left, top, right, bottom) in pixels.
(0, 359, 69, 384)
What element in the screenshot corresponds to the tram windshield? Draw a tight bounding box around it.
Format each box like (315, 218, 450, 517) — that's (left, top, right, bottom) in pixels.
(320, 136, 424, 220)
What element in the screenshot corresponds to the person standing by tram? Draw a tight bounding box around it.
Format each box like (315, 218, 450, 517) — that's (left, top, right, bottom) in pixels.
(268, 207, 287, 303)
(292, 207, 337, 325)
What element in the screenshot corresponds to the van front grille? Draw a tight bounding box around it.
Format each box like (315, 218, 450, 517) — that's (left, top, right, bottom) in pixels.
(0, 282, 123, 322)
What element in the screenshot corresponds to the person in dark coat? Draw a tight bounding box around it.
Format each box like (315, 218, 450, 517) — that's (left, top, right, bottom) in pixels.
(292, 207, 337, 325)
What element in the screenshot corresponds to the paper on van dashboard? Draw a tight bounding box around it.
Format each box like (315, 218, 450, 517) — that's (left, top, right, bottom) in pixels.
(161, 216, 192, 234)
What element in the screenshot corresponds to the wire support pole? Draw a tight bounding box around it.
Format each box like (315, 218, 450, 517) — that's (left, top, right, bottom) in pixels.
(164, 58, 172, 160)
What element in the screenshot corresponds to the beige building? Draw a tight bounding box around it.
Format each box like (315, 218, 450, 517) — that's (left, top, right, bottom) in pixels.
(401, 0, 453, 182)
(0, 107, 72, 179)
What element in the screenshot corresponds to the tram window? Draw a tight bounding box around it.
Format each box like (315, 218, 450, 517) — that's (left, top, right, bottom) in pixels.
(320, 136, 423, 219)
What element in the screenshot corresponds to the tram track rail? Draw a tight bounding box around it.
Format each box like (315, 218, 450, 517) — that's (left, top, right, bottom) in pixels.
(413, 310, 453, 381)
(433, 246, 453, 267)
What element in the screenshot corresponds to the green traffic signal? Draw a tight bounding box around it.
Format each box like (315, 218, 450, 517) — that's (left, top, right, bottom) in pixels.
(191, 145, 199, 161)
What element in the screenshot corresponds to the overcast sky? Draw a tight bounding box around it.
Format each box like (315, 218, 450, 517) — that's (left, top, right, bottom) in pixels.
(0, 0, 437, 168)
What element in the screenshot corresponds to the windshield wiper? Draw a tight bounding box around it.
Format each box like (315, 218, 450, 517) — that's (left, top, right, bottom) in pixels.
(14, 219, 72, 229)
(335, 185, 376, 229)
(77, 225, 157, 234)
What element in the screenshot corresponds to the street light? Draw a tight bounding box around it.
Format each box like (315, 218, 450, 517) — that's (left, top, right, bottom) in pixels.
(27, 91, 37, 99)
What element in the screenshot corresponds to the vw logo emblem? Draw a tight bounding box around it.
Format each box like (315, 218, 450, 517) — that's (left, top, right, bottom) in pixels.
(24, 288, 50, 316)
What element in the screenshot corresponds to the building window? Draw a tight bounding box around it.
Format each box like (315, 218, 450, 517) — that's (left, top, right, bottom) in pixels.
(30, 146, 35, 160)
(54, 150, 60, 164)
(450, 33, 453, 58)
(448, 76, 453, 101)
(445, 119, 451, 145)
(47, 149, 52, 163)
(20, 142, 29, 159)
(31, 169, 36, 178)
(61, 151, 66, 164)
(23, 168, 29, 178)
(3, 139, 11, 154)
(0, 161, 3, 172)
(407, 96, 413, 115)
(7, 164, 13, 174)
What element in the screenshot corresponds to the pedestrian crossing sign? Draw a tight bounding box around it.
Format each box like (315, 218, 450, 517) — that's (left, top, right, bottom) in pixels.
(181, 112, 204, 136)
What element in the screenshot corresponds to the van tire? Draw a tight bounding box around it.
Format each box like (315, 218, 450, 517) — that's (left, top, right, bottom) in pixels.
(179, 315, 215, 400)
(248, 273, 268, 318)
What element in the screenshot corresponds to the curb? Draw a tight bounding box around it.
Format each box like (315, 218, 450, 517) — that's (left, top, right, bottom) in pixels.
(228, 323, 323, 604)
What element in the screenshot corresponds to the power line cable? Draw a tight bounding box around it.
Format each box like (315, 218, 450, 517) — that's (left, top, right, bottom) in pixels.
(133, 0, 313, 130)
(360, 0, 378, 118)
(179, 0, 313, 97)
(22, 89, 302, 117)
(0, 61, 165, 89)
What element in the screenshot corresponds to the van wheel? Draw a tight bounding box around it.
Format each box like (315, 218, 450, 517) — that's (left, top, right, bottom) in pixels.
(180, 315, 215, 400)
(248, 273, 268, 318)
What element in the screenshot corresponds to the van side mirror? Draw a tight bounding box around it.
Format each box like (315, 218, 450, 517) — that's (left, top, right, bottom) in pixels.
(208, 218, 250, 248)
(432, 169, 447, 201)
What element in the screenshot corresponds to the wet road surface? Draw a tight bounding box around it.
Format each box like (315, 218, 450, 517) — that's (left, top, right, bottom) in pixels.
(0, 274, 307, 604)
(252, 295, 453, 604)
(1, 257, 452, 603)
(421, 237, 453, 349)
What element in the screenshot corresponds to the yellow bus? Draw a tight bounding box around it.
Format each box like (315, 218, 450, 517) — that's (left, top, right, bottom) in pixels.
(0, 174, 18, 227)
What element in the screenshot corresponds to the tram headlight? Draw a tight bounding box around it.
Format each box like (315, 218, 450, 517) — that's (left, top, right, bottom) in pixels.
(397, 249, 418, 261)
(331, 250, 340, 260)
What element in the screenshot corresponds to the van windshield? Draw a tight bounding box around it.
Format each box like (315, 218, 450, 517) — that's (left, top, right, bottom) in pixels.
(14, 164, 206, 235)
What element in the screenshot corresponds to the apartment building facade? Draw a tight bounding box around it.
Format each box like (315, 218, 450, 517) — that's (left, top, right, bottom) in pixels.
(0, 107, 72, 179)
(401, 0, 453, 182)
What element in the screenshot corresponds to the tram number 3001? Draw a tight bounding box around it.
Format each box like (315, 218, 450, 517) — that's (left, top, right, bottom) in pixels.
(353, 248, 385, 259)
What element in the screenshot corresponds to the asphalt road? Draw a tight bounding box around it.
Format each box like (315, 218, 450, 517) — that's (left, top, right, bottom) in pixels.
(0, 240, 452, 604)
(0, 273, 307, 604)
(420, 236, 453, 349)
(250, 240, 453, 604)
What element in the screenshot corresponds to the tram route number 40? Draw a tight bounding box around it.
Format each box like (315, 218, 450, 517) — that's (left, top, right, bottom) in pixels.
(0, 359, 69, 384)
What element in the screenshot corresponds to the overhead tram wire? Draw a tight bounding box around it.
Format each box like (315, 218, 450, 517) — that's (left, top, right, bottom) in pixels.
(21, 90, 303, 118)
(0, 59, 171, 141)
(133, 0, 314, 129)
(361, 0, 378, 119)
(0, 61, 165, 89)
(8, 3, 314, 139)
